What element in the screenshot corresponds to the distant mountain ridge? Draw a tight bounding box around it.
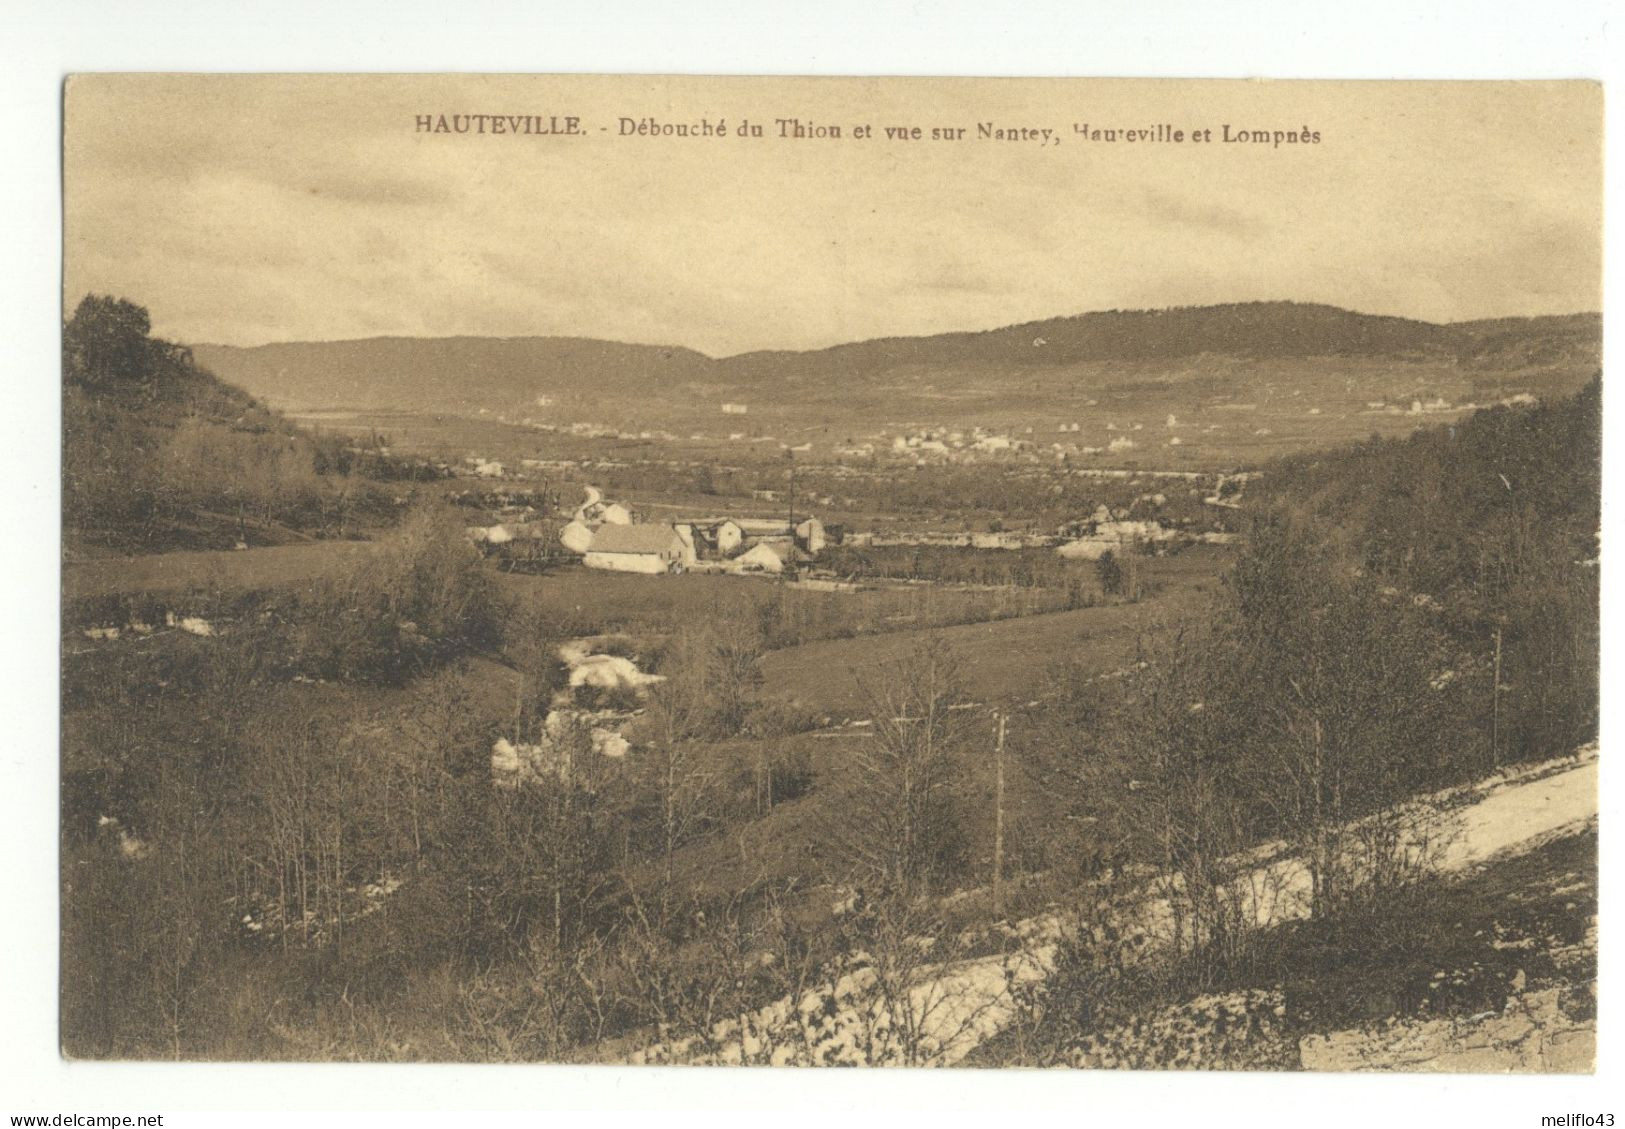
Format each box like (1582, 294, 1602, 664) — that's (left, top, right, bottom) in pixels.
(192, 334, 717, 414)
(192, 302, 1601, 417)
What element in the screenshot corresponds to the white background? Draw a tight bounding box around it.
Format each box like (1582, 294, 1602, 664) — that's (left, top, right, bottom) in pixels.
(2, 1, 1616, 1123)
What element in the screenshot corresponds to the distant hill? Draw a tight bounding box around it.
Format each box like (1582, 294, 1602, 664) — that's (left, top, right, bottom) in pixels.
(193, 302, 1601, 427)
(722, 302, 1455, 379)
(192, 335, 715, 416)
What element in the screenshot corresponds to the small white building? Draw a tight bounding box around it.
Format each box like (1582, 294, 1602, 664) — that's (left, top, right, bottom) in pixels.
(795, 517, 826, 554)
(713, 519, 745, 555)
(1055, 538, 1117, 561)
(583, 524, 690, 574)
(735, 542, 810, 575)
(558, 519, 595, 555)
(679, 518, 745, 557)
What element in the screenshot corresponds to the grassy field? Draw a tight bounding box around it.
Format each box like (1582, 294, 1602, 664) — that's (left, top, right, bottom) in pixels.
(618, 547, 1232, 912)
(756, 546, 1226, 717)
(63, 540, 382, 607)
(496, 564, 1091, 648)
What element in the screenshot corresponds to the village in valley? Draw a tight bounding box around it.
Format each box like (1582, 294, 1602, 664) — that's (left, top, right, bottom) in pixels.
(459, 459, 1245, 574)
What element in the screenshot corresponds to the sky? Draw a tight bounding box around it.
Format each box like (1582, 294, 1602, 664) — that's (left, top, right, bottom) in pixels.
(63, 74, 1603, 355)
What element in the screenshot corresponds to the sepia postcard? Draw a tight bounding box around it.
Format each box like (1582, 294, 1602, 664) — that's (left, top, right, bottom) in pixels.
(60, 74, 1601, 1071)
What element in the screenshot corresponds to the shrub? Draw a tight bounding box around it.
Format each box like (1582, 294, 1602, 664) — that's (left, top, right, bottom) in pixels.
(291, 506, 507, 682)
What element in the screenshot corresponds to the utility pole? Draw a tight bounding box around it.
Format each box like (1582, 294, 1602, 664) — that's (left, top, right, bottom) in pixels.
(513, 671, 525, 742)
(787, 450, 797, 540)
(992, 711, 1007, 919)
(1491, 625, 1503, 769)
(782, 449, 798, 582)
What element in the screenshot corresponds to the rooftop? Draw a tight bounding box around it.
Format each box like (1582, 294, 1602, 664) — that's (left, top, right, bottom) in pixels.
(588, 524, 683, 554)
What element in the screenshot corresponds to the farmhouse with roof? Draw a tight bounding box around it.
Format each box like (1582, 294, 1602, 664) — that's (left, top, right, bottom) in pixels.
(583, 523, 692, 574)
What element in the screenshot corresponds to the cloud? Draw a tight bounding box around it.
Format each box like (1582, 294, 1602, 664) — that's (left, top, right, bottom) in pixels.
(915, 259, 1001, 296)
(283, 169, 453, 209)
(1137, 189, 1264, 241)
(63, 75, 1603, 352)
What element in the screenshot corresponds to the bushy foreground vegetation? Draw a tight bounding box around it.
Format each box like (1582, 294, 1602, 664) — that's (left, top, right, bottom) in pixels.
(997, 378, 1601, 1063)
(1251, 378, 1601, 765)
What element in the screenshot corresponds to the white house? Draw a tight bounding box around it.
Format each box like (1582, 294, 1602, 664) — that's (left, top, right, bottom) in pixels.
(711, 519, 745, 556)
(589, 501, 633, 526)
(679, 518, 745, 558)
(734, 541, 811, 575)
(583, 524, 690, 574)
(795, 517, 826, 554)
(558, 519, 596, 554)
(1055, 538, 1116, 561)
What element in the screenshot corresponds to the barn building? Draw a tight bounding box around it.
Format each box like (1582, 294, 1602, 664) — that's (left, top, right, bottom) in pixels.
(583, 524, 691, 574)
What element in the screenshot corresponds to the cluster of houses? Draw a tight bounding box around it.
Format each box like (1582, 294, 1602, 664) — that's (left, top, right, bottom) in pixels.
(554, 487, 830, 577)
(1360, 392, 1536, 417)
(1055, 518, 1179, 560)
(889, 426, 1032, 460)
(872, 422, 1213, 466)
(464, 464, 1247, 574)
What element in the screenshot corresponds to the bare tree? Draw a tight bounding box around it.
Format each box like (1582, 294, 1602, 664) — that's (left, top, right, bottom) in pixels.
(832, 642, 970, 901)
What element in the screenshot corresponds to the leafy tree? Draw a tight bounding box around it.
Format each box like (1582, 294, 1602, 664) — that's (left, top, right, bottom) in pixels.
(64, 295, 160, 391)
(1095, 550, 1124, 596)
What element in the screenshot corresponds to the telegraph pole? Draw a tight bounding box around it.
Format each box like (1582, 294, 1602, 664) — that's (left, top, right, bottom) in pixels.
(992, 711, 1007, 918)
(787, 449, 797, 538)
(783, 449, 798, 581)
(1491, 625, 1503, 769)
